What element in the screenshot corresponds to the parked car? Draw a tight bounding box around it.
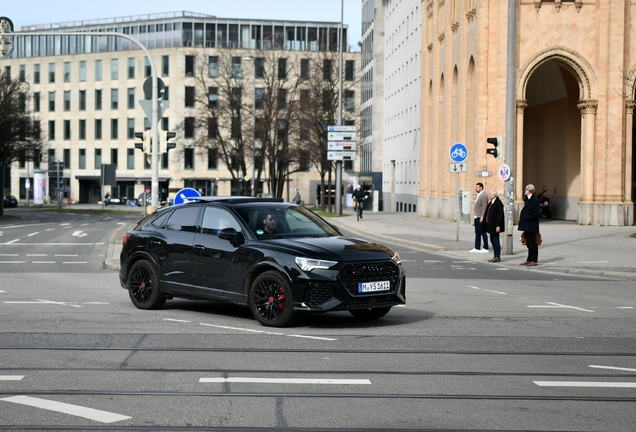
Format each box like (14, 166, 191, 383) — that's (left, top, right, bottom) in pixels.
(3, 195, 18, 208)
(119, 197, 406, 327)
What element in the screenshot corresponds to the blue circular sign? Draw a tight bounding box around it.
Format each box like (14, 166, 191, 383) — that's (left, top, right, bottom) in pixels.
(173, 187, 201, 205)
(449, 143, 468, 163)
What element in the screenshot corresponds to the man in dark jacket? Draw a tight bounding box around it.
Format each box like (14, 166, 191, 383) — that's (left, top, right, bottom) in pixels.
(518, 184, 541, 266)
(352, 185, 366, 219)
(483, 189, 505, 263)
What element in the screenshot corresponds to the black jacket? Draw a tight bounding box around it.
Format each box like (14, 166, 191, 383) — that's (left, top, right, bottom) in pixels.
(352, 188, 365, 202)
(518, 194, 540, 233)
(483, 197, 505, 235)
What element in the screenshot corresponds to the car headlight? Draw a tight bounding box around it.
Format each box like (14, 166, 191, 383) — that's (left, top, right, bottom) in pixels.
(295, 257, 338, 271)
(391, 251, 402, 265)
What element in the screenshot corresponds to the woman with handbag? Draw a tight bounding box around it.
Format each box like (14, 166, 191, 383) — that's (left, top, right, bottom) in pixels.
(518, 184, 541, 266)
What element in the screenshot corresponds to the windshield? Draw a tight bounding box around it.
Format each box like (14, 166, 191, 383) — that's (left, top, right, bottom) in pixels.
(235, 204, 340, 238)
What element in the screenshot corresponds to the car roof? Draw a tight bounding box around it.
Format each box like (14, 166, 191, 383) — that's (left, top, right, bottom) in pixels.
(190, 196, 285, 205)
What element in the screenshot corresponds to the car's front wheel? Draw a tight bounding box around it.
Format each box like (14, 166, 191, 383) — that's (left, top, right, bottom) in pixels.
(349, 306, 392, 320)
(127, 260, 166, 310)
(249, 271, 297, 327)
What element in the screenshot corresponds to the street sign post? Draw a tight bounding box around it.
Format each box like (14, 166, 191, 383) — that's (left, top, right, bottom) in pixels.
(449, 143, 468, 163)
(328, 131, 356, 142)
(449, 143, 468, 241)
(327, 125, 355, 132)
(328, 142, 357, 151)
(327, 151, 357, 161)
(173, 187, 201, 205)
(449, 163, 468, 173)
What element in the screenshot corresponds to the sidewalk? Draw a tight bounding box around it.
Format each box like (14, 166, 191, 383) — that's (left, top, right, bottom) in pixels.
(102, 203, 636, 281)
(331, 211, 636, 281)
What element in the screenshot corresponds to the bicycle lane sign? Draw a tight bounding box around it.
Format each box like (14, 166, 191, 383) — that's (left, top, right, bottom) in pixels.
(449, 143, 468, 163)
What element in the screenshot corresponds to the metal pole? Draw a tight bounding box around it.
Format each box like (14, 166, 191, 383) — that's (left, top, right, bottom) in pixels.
(335, 0, 344, 216)
(251, 63, 256, 197)
(503, 0, 517, 255)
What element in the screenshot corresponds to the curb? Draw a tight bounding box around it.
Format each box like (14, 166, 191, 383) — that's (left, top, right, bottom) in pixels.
(103, 222, 134, 271)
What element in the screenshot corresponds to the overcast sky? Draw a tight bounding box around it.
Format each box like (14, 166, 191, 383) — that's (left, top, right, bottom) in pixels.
(2, 0, 363, 49)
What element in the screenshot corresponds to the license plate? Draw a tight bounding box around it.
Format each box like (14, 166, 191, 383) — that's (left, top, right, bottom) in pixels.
(358, 281, 391, 293)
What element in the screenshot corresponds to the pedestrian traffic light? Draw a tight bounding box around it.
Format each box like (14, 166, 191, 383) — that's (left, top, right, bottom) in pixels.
(486, 136, 504, 160)
(160, 131, 177, 154)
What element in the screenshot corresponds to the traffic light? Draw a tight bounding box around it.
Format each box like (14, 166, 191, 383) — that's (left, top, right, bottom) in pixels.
(134, 130, 152, 164)
(486, 136, 504, 160)
(160, 131, 177, 154)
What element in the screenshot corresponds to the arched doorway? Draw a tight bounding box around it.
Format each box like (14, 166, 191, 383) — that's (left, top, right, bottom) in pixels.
(523, 60, 582, 220)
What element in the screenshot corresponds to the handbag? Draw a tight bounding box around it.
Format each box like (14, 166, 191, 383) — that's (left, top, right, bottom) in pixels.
(536, 232, 542, 246)
(520, 232, 542, 246)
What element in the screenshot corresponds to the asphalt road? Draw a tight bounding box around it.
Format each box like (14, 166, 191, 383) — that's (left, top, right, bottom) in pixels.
(0, 210, 635, 431)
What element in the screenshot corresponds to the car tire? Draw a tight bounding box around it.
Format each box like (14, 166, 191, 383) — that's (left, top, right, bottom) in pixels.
(349, 307, 392, 320)
(127, 260, 166, 310)
(249, 270, 298, 327)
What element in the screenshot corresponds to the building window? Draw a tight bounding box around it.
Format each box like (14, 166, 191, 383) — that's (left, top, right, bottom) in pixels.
(208, 87, 218, 108)
(79, 148, 86, 169)
(95, 60, 103, 81)
(127, 148, 134, 169)
(300, 89, 310, 110)
(64, 61, 71, 82)
(278, 58, 287, 79)
(231, 56, 242, 78)
(63, 91, 71, 111)
(255, 57, 265, 78)
(301, 59, 310, 79)
(127, 118, 134, 139)
(95, 89, 102, 110)
(63, 120, 71, 140)
(208, 56, 218, 77)
(345, 60, 355, 81)
(111, 119, 118, 139)
(208, 117, 219, 138)
(33, 93, 40, 112)
(299, 150, 311, 171)
(300, 120, 310, 141)
(127, 88, 134, 109)
(344, 90, 355, 112)
(162, 55, 169, 77)
(64, 149, 70, 168)
(127, 58, 135, 79)
(144, 57, 151, 78)
(94, 148, 102, 169)
(33, 64, 40, 84)
(255, 88, 264, 110)
(48, 91, 55, 112)
(95, 119, 102, 140)
(323, 59, 332, 80)
(79, 90, 86, 111)
(79, 120, 86, 140)
(111, 89, 118, 109)
(185, 55, 195, 76)
(111, 148, 118, 167)
(48, 63, 55, 83)
(184, 148, 195, 169)
(277, 88, 287, 110)
(79, 61, 86, 82)
(48, 120, 55, 140)
(208, 148, 218, 169)
(185, 86, 195, 107)
(111, 59, 119, 80)
(184, 117, 195, 138)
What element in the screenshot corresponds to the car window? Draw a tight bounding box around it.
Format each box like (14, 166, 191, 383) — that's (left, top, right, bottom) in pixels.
(165, 206, 200, 232)
(235, 205, 339, 238)
(200, 207, 242, 235)
(150, 209, 172, 228)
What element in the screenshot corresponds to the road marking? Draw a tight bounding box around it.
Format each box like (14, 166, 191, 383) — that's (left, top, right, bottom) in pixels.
(45, 228, 55, 231)
(7, 239, 19, 244)
(200, 377, 371, 385)
(197, 322, 337, 341)
(55, 254, 78, 257)
(0, 254, 19, 256)
(617, 307, 634, 309)
(467, 286, 508, 295)
(1, 396, 131, 423)
(534, 381, 636, 388)
(32, 261, 56, 264)
(3, 299, 82, 308)
(27, 232, 39, 237)
(26, 254, 47, 257)
(424, 260, 445, 263)
(589, 365, 636, 373)
(0, 376, 24, 380)
(0, 261, 26, 264)
(0, 290, 6, 293)
(164, 318, 192, 323)
(63, 261, 88, 264)
(72, 231, 88, 237)
(578, 261, 609, 264)
(527, 302, 594, 312)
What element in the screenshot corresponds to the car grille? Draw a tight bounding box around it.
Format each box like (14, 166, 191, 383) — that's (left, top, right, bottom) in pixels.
(339, 261, 400, 296)
(341, 295, 402, 309)
(306, 282, 335, 307)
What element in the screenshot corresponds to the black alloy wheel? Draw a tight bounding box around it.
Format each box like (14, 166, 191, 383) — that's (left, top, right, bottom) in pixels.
(127, 260, 166, 310)
(249, 271, 297, 327)
(349, 306, 392, 320)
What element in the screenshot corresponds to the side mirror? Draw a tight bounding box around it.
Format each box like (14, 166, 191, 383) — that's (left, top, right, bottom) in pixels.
(218, 227, 244, 246)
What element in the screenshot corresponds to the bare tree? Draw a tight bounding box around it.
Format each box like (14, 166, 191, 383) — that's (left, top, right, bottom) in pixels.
(0, 73, 43, 214)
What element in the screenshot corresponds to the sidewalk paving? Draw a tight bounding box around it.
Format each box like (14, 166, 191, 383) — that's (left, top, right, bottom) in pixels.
(100, 202, 636, 281)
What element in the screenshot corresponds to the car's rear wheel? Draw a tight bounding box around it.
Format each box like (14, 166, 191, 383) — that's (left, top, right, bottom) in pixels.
(249, 271, 297, 327)
(349, 306, 392, 320)
(127, 260, 166, 310)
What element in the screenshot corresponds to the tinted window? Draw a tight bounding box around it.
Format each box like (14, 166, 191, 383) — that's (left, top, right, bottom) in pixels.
(200, 207, 242, 235)
(150, 209, 172, 228)
(165, 206, 200, 232)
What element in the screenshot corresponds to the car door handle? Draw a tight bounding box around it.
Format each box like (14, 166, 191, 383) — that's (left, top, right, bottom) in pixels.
(194, 245, 205, 250)
(150, 240, 162, 245)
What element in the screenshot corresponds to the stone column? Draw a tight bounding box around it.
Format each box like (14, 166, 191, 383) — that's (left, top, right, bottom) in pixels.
(577, 100, 598, 204)
(515, 100, 527, 205)
(624, 100, 635, 203)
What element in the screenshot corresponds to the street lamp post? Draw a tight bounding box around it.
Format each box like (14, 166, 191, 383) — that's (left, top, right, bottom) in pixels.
(243, 56, 257, 197)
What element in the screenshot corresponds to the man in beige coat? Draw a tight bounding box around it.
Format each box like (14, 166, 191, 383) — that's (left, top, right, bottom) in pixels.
(470, 182, 489, 253)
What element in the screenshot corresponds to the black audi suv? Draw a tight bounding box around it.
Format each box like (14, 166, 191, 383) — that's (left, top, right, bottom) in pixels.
(119, 197, 406, 327)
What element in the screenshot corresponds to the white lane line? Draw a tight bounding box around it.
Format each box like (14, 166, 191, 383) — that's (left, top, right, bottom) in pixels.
(527, 302, 594, 312)
(1, 396, 131, 423)
(45, 228, 55, 231)
(0, 254, 19, 256)
(3, 299, 82, 308)
(424, 260, 445, 263)
(198, 322, 337, 341)
(589, 365, 636, 373)
(0, 261, 26, 264)
(0, 376, 24, 380)
(467, 286, 508, 295)
(32, 261, 56, 264)
(534, 381, 636, 388)
(55, 254, 78, 257)
(27, 232, 39, 237)
(63, 261, 88, 264)
(26, 254, 47, 257)
(200, 377, 371, 385)
(163, 318, 192, 323)
(617, 307, 634, 309)
(7, 239, 19, 244)
(0, 290, 6, 293)
(578, 261, 609, 264)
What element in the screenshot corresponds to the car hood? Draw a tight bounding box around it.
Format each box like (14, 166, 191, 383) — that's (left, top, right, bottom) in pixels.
(259, 236, 396, 261)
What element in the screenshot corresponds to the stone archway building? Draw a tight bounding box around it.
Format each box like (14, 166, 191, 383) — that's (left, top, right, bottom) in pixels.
(420, 0, 634, 226)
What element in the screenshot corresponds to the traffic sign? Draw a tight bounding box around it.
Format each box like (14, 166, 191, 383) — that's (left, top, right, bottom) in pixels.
(143, 77, 166, 100)
(173, 187, 201, 205)
(328, 131, 356, 142)
(498, 164, 511, 181)
(328, 151, 357, 161)
(328, 142, 357, 151)
(449, 143, 468, 163)
(328, 125, 356, 132)
(449, 163, 468, 173)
